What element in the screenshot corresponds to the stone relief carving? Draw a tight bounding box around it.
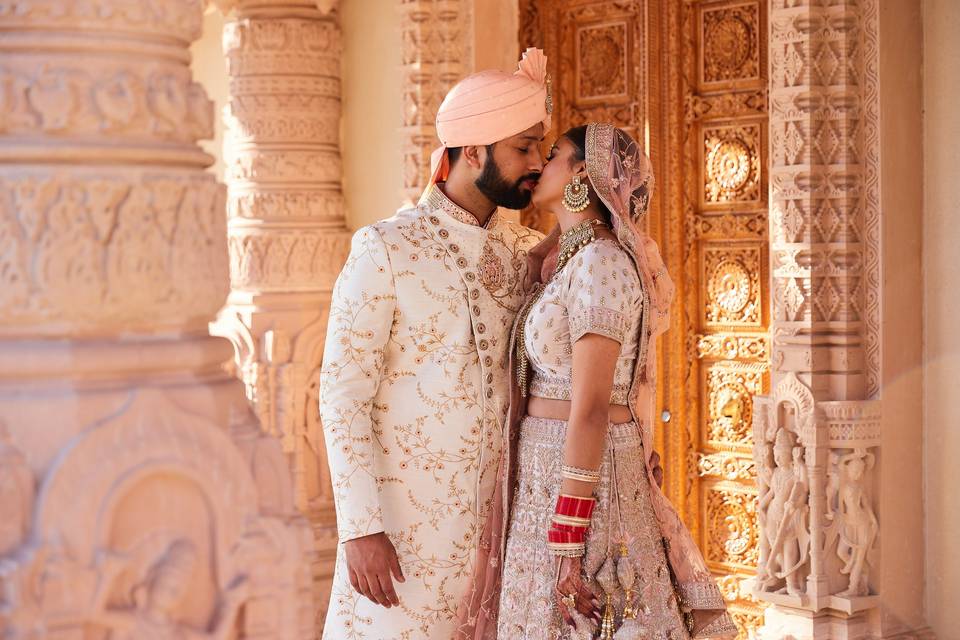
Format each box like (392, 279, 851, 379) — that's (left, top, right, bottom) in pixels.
(212, 2, 352, 627)
(0, 389, 312, 639)
(398, 0, 474, 202)
(757, 428, 809, 595)
(0, 1, 315, 636)
(825, 449, 878, 597)
(0, 1, 203, 41)
(0, 173, 228, 334)
(0, 63, 213, 143)
(89, 541, 248, 640)
(0, 425, 33, 557)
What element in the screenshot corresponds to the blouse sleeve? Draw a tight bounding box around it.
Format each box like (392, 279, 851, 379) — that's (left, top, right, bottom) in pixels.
(565, 243, 641, 344)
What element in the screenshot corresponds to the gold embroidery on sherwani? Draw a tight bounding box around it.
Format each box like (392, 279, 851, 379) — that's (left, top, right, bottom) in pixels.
(320, 194, 543, 639)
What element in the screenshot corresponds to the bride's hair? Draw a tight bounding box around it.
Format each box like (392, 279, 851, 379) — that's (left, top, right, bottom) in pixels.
(561, 125, 613, 225)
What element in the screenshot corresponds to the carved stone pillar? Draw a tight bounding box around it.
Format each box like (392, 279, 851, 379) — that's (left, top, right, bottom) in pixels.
(754, 1, 926, 638)
(209, 0, 351, 626)
(0, 2, 313, 638)
(399, 0, 474, 202)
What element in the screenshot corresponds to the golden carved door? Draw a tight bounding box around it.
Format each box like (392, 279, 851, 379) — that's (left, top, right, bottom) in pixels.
(520, 1, 768, 635)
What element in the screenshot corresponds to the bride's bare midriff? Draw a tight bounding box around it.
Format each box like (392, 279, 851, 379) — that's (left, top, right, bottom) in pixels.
(526, 396, 634, 424)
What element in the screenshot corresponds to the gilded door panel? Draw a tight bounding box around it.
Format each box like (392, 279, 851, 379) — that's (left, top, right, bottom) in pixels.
(686, 1, 769, 635)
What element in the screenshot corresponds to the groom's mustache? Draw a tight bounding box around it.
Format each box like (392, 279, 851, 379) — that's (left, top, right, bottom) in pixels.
(516, 172, 541, 187)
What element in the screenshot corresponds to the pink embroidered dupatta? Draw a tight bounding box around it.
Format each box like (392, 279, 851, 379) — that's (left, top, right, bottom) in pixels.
(455, 124, 733, 639)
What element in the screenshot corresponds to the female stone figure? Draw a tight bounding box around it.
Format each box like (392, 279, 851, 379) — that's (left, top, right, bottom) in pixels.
(832, 450, 878, 597)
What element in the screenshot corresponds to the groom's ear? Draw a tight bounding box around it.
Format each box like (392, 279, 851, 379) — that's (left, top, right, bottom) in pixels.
(461, 144, 485, 170)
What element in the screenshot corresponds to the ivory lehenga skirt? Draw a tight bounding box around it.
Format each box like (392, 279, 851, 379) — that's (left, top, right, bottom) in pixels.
(497, 416, 692, 640)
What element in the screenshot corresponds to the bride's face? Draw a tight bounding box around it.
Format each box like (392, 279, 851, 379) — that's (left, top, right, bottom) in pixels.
(531, 137, 585, 211)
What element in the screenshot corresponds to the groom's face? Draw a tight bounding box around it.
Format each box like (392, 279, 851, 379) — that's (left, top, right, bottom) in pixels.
(474, 123, 545, 210)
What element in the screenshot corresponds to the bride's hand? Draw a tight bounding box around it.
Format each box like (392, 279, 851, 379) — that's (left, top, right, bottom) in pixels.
(555, 556, 602, 628)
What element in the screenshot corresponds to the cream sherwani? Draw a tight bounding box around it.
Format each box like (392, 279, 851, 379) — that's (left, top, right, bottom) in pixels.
(320, 187, 542, 639)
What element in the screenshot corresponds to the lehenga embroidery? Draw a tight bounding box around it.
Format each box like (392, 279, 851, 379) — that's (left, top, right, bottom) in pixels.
(497, 417, 690, 640)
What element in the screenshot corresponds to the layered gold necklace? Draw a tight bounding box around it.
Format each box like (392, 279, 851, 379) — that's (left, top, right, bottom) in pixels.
(515, 218, 609, 396)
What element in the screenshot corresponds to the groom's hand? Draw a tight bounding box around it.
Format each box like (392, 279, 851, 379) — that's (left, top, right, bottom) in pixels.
(344, 532, 405, 608)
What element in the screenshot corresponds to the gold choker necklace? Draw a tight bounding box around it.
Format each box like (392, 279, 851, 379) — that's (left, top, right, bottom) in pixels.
(555, 218, 608, 275)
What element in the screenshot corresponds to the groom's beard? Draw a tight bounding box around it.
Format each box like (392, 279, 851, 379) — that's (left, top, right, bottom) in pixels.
(475, 155, 540, 210)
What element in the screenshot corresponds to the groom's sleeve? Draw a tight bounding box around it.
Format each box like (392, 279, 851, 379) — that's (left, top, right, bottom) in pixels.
(319, 225, 396, 543)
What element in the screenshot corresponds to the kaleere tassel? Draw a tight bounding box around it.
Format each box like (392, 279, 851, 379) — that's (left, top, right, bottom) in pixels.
(595, 556, 618, 640)
(616, 542, 637, 620)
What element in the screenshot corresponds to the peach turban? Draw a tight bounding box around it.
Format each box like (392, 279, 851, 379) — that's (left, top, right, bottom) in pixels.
(421, 47, 553, 199)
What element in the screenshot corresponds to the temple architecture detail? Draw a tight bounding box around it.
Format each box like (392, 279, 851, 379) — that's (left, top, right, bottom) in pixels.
(0, 0, 939, 638)
(753, 1, 928, 638)
(398, 0, 475, 203)
(0, 1, 313, 637)
(209, 0, 352, 625)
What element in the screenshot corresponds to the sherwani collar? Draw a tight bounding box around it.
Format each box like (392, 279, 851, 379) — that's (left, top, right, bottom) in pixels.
(425, 183, 501, 229)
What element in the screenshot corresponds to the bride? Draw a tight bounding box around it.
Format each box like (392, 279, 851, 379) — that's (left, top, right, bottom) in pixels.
(457, 123, 736, 639)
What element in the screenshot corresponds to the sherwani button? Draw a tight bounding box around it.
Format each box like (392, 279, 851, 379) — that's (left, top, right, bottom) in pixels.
(439, 228, 450, 239)
(450, 243, 460, 253)
(429, 215, 440, 225)
(477, 323, 486, 333)
(470, 290, 480, 300)
(457, 258, 468, 268)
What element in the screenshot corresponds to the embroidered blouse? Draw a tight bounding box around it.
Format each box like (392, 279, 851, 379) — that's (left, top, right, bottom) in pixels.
(523, 238, 643, 405)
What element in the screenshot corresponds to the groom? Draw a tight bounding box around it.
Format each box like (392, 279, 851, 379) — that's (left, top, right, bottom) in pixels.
(319, 48, 553, 639)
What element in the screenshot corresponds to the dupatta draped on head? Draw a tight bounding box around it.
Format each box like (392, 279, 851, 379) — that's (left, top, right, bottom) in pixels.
(455, 124, 733, 639)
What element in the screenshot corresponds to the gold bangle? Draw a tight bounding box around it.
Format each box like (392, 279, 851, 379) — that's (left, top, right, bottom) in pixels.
(561, 464, 601, 483)
(547, 543, 586, 557)
(552, 514, 592, 527)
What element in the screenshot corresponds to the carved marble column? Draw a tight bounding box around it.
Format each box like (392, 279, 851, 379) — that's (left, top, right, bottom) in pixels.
(209, 0, 351, 626)
(399, 0, 474, 202)
(0, 1, 313, 638)
(754, 1, 922, 637)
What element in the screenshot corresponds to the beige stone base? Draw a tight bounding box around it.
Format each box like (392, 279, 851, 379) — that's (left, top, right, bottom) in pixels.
(759, 606, 937, 640)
